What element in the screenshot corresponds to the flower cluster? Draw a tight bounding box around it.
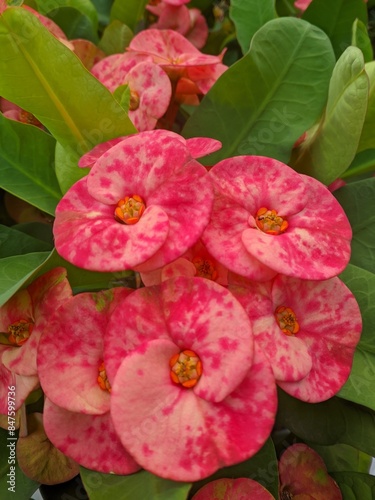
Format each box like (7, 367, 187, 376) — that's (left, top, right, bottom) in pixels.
(4, 128, 353, 480)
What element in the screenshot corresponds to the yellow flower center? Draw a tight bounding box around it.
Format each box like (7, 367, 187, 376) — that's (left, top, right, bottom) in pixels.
(192, 256, 218, 281)
(169, 349, 202, 389)
(97, 362, 111, 393)
(114, 194, 146, 225)
(7, 319, 34, 346)
(275, 306, 299, 336)
(255, 207, 288, 235)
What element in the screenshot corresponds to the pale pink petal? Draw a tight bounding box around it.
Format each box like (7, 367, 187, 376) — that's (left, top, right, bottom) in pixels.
(91, 52, 148, 92)
(294, 0, 312, 11)
(140, 257, 196, 286)
(164, 0, 190, 5)
(53, 177, 170, 271)
(111, 339, 276, 481)
(78, 137, 128, 168)
(192, 63, 228, 94)
(149, 4, 191, 35)
(70, 39, 106, 70)
(125, 61, 171, 131)
(185, 137, 222, 158)
(187, 9, 209, 49)
(38, 289, 132, 414)
(43, 399, 140, 475)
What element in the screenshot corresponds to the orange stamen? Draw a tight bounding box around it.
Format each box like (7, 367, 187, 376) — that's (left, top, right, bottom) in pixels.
(192, 256, 218, 281)
(170, 349, 202, 388)
(7, 319, 34, 346)
(114, 194, 146, 225)
(275, 306, 300, 336)
(256, 207, 288, 235)
(97, 361, 111, 393)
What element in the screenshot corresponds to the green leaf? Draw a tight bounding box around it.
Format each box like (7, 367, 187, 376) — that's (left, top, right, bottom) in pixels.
(99, 20, 133, 55)
(330, 472, 375, 500)
(0, 7, 136, 154)
(334, 179, 375, 274)
(90, 0, 114, 27)
(80, 468, 192, 500)
(337, 264, 375, 411)
(0, 429, 39, 500)
(113, 84, 131, 111)
(35, 0, 98, 31)
(291, 46, 369, 185)
(342, 149, 375, 179)
(55, 142, 89, 194)
(188, 438, 279, 499)
(182, 17, 335, 165)
(0, 113, 61, 215)
(229, 0, 276, 54)
(0, 251, 51, 306)
(13, 222, 54, 246)
(45, 7, 99, 43)
(110, 0, 148, 32)
(358, 61, 375, 152)
(302, 0, 368, 58)
(306, 443, 372, 474)
(352, 19, 374, 63)
(276, 390, 375, 456)
(0, 224, 52, 257)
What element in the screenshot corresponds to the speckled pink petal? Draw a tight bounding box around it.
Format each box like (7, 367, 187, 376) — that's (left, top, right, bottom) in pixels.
(70, 39, 105, 70)
(2, 269, 72, 377)
(38, 289, 132, 414)
(185, 137, 222, 158)
(53, 177, 170, 271)
(140, 257, 197, 286)
(125, 61, 171, 131)
(111, 339, 276, 481)
(164, 0, 190, 5)
(91, 52, 148, 92)
(43, 398, 140, 475)
(187, 9, 209, 50)
(188, 63, 228, 94)
(202, 192, 277, 281)
(149, 4, 191, 35)
(0, 289, 33, 331)
(273, 275, 361, 402)
(229, 281, 312, 382)
(78, 137, 127, 168)
(160, 276, 254, 402)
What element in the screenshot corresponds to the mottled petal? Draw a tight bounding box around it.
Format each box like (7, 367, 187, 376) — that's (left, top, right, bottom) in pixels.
(43, 398, 140, 475)
(78, 137, 128, 168)
(111, 339, 276, 481)
(192, 478, 275, 499)
(91, 52, 147, 92)
(185, 137, 222, 158)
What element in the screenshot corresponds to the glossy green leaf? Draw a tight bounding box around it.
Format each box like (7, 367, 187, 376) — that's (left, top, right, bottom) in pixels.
(229, 0, 276, 54)
(337, 264, 375, 411)
(334, 179, 375, 274)
(307, 443, 372, 474)
(0, 224, 52, 257)
(13, 222, 54, 246)
(0, 7, 136, 154)
(0, 251, 51, 306)
(45, 7, 99, 43)
(90, 0, 114, 26)
(80, 468, 192, 500)
(342, 149, 375, 179)
(99, 19, 133, 55)
(55, 142, 89, 194)
(35, 0, 98, 30)
(352, 19, 373, 63)
(276, 0, 296, 16)
(113, 84, 131, 111)
(0, 113, 61, 215)
(302, 0, 368, 58)
(276, 390, 375, 456)
(110, 0, 148, 31)
(182, 17, 335, 165)
(291, 47, 368, 185)
(189, 439, 278, 499)
(358, 61, 375, 152)
(330, 472, 375, 500)
(0, 429, 39, 500)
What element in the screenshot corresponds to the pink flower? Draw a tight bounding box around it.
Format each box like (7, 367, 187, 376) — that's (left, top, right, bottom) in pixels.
(53, 130, 215, 272)
(127, 29, 227, 102)
(92, 57, 172, 131)
(140, 239, 228, 286)
(229, 274, 362, 402)
(37, 289, 140, 474)
(192, 478, 275, 499)
(0, 268, 72, 412)
(147, 3, 208, 49)
(279, 444, 342, 499)
(106, 277, 277, 481)
(203, 156, 352, 281)
(1, 98, 44, 128)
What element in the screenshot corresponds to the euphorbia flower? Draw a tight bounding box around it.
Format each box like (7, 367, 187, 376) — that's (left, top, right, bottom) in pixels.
(279, 444, 342, 499)
(127, 29, 227, 102)
(229, 274, 362, 402)
(147, 2, 208, 49)
(0, 268, 72, 411)
(53, 130, 215, 272)
(140, 239, 228, 286)
(92, 58, 172, 131)
(107, 277, 277, 481)
(0, 98, 44, 128)
(37, 289, 140, 474)
(192, 477, 275, 499)
(203, 156, 352, 281)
